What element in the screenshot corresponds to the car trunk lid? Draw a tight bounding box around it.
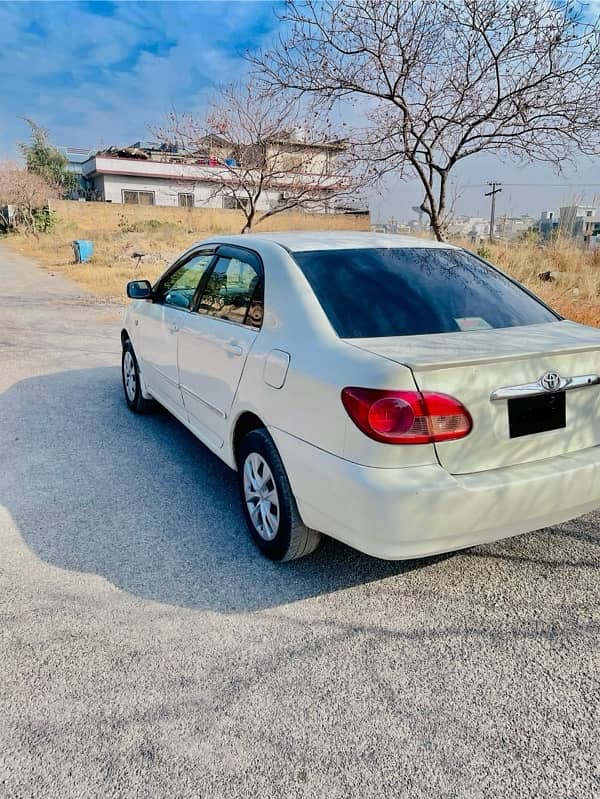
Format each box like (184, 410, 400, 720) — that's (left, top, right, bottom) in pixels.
(347, 321, 600, 474)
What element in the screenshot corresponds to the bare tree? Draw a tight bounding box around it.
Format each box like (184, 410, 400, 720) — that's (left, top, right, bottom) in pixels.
(154, 83, 364, 233)
(253, 0, 600, 240)
(0, 161, 58, 233)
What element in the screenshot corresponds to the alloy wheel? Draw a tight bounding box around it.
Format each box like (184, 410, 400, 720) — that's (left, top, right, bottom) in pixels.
(243, 452, 280, 541)
(123, 350, 137, 402)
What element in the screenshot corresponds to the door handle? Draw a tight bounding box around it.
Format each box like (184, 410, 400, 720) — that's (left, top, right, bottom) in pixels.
(224, 341, 243, 357)
(168, 322, 179, 333)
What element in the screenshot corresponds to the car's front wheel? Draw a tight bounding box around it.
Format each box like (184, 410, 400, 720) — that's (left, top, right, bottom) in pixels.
(122, 340, 153, 413)
(237, 428, 321, 561)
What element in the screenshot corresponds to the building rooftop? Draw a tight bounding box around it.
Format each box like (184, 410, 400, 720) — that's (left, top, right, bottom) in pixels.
(57, 146, 97, 164)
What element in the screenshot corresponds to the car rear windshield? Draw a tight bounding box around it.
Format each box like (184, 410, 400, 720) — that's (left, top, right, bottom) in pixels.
(292, 247, 559, 338)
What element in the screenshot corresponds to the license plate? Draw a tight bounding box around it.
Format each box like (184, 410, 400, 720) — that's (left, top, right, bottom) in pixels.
(508, 392, 566, 438)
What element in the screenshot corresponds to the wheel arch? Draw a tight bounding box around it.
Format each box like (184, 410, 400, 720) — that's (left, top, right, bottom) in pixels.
(121, 328, 130, 346)
(232, 411, 267, 466)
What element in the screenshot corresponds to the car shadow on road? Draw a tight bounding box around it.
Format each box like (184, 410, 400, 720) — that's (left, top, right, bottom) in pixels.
(1, 366, 456, 613)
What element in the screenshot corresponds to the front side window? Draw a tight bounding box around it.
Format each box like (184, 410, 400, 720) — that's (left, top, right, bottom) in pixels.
(292, 247, 559, 339)
(157, 252, 214, 310)
(198, 253, 263, 327)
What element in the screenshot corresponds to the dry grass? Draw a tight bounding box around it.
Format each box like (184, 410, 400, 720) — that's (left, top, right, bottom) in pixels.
(4, 201, 600, 326)
(4, 200, 369, 301)
(459, 236, 600, 327)
(6, 225, 183, 298)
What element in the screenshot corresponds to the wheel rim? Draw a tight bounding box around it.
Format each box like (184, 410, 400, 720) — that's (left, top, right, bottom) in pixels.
(243, 452, 280, 541)
(123, 350, 137, 402)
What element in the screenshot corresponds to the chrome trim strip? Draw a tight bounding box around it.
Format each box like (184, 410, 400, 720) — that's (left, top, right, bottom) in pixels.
(148, 367, 179, 389)
(490, 374, 600, 401)
(180, 384, 227, 419)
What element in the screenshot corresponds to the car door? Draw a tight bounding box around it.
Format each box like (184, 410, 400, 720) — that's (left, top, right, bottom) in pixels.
(177, 245, 264, 448)
(133, 249, 215, 412)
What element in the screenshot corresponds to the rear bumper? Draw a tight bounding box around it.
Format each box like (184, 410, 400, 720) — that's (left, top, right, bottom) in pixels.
(271, 428, 600, 559)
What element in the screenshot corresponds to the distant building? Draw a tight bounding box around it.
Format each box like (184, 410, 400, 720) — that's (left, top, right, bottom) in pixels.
(370, 218, 408, 234)
(57, 146, 97, 192)
(495, 214, 537, 240)
(79, 134, 363, 214)
(538, 205, 600, 246)
(539, 210, 559, 240)
(447, 215, 489, 240)
(558, 205, 600, 246)
(446, 213, 536, 241)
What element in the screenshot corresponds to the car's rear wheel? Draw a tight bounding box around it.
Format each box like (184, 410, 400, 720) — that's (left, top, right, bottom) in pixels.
(237, 428, 321, 561)
(122, 340, 153, 413)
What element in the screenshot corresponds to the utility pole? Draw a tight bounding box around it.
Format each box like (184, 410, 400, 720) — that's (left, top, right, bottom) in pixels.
(485, 181, 502, 241)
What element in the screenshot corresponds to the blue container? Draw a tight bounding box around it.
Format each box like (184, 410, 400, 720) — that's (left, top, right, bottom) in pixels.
(224, 158, 237, 167)
(73, 239, 94, 263)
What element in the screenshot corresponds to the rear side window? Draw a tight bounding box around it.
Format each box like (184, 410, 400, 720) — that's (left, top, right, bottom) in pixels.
(197, 253, 263, 328)
(292, 247, 559, 338)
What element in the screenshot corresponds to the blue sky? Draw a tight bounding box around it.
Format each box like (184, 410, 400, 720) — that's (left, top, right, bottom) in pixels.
(1, 0, 599, 221)
(0, 1, 281, 152)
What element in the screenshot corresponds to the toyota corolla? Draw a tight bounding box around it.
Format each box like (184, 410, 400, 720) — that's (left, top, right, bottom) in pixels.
(121, 232, 600, 561)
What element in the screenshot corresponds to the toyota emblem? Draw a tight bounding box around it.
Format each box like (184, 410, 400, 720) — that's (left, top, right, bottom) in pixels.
(540, 371, 561, 392)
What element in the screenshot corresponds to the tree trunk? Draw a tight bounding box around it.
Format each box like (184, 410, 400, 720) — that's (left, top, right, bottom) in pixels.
(241, 204, 256, 234)
(433, 172, 448, 242)
(417, 171, 448, 242)
(430, 214, 446, 242)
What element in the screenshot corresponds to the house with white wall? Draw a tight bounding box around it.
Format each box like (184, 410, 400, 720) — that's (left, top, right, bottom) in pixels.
(80, 134, 354, 213)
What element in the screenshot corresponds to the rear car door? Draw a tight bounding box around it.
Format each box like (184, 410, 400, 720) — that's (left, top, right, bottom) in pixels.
(133, 249, 214, 411)
(177, 245, 264, 448)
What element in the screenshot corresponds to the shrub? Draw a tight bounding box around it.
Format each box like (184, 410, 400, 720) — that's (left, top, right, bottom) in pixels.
(118, 216, 165, 233)
(143, 219, 163, 230)
(32, 207, 58, 233)
(0, 160, 58, 234)
(118, 214, 136, 233)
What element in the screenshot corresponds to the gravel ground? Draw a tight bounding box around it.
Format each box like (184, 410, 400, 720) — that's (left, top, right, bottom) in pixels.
(0, 245, 598, 798)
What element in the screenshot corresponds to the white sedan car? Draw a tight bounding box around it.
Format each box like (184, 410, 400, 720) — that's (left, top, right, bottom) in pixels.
(121, 232, 600, 561)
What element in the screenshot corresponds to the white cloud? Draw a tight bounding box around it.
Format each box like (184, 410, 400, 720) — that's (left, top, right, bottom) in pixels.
(0, 0, 280, 155)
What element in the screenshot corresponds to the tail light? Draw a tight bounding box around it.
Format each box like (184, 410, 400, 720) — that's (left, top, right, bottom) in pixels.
(341, 387, 472, 444)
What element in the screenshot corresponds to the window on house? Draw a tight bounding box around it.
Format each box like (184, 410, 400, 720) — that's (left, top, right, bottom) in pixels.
(223, 195, 249, 211)
(179, 193, 194, 208)
(122, 190, 155, 205)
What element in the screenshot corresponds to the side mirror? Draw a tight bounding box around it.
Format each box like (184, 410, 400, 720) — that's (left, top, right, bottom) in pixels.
(127, 279, 152, 299)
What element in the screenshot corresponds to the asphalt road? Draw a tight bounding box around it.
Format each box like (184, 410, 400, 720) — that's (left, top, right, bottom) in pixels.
(0, 245, 598, 798)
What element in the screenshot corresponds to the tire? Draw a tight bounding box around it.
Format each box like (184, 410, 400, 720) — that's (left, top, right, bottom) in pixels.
(121, 339, 154, 414)
(237, 428, 321, 561)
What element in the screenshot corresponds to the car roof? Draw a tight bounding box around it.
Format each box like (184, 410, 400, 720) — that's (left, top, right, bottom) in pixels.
(202, 231, 459, 253)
